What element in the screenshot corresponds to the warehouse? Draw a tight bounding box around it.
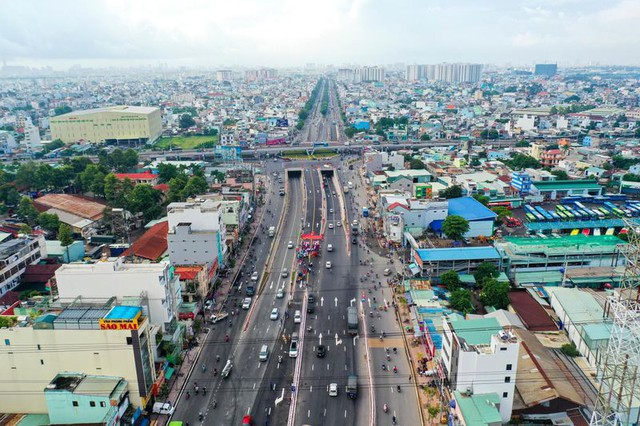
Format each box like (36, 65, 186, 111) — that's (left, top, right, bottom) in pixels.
(50, 105, 162, 144)
(411, 246, 502, 277)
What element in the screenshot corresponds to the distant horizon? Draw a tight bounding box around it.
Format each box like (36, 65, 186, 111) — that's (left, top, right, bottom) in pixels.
(1, 0, 639, 70)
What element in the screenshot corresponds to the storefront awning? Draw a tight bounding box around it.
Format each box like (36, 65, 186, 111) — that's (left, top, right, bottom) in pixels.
(165, 366, 175, 380)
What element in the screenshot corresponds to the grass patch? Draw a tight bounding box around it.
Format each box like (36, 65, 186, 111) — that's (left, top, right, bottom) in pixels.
(155, 135, 218, 150)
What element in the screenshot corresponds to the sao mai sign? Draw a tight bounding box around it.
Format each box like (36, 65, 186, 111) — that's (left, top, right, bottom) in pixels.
(99, 321, 139, 330)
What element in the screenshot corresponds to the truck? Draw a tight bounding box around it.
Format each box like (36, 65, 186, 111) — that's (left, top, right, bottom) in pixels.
(346, 375, 358, 399)
(343, 185, 349, 193)
(268, 226, 275, 237)
(347, 306, 358, 335)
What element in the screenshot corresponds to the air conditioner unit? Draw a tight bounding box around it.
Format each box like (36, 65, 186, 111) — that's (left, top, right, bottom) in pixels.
(465, 387, 473, 396)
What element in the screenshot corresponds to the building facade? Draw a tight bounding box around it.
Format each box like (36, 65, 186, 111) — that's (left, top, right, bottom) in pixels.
(0, 235, 47, 296)
(534, 64, 558, 77)
(0, 305, 155, 413)
(50, 106, 162, 144)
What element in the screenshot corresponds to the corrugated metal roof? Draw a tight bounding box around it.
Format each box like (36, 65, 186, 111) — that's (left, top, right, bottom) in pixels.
(122, 221, 168, 260)
(416, 246, 501, 262)
(546, 287, 605, 324)
(509, 290, 558, 331)
(34, 194, 106, 220)
(450, 317, 502, 345)
(454, 391, 502, 425)
(448, 196, 497, 221)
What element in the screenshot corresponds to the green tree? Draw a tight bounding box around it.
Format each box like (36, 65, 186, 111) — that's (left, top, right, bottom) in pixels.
(439, 185, 463, 199)
(0, 185, 21, 207)
(79, 164, 106, 197)
(472, 194, 490, 206)
(157, 163, 179, 183)
(490, 206, 512, 225)
(470, 158, 481, 167)
(344, 126, 357, 138)
(37, 212, 60, 234)
(449, 289, 473, 313)
(480, 128, 499, 139)
(474, 261, 499, 285)
(181, 175, 209, 199)
(123, 149, 139, 170)
(54, 105, 73, 116)
(41, 139, 65, 154)
(480, 278, 510, 309)
(551, 170, 569, 180)
(515, 140, 531, 147)
(442, 215, 470, 241)
(57, 223, 74, 262)
(560, 342, 580, 357)
(104, 173, 121, 203)
(19, 223, 32, 234)
(128, 184, 163, 222)
(15, 162, 39, 190)
(168, 174, 189, 202)
(420, 133, 431, 141)
(504, 154, 541, 170)
(409, 159, 425, 170)
(17, 196, 39, 224)
(179, 114, 196, 129)
(441, 270, 462, 292)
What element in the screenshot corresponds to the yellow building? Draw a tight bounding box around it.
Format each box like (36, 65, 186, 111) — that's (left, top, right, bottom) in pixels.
(0, 305, 155, 414)
(50, 106, 162, 144)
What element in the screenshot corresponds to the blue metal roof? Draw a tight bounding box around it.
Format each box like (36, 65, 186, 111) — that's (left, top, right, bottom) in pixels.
(104, 306, 142, 321)
(448, 197, 497, 221)
(416, 246, 501, 262)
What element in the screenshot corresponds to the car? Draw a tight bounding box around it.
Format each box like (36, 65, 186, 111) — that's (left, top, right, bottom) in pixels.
(294, 310, 301, 324)
(251, 271, 259, 281)
(329, 383, 338, 397)
(242, 297, 252, 309)
(281, 268, 288, 278)
(242, 414, 253, 425)
(336, 221, 342, 227)
(326, 261, 332, 269)
(289, 340, 298, 358)
(327, 244, 333, 252)
(316, 344, 326, 358)
(276, 287, 285, 299)
(204, 300, 214, 311)
(328, 223, 334, 229)
(270, 308, 279, 320)
(351, 237, 357, 244)
(287, 241, 294, 249)
(332, 191, 336, 195)
(383, 268, 393, 276)
(329, 208, 334, 213)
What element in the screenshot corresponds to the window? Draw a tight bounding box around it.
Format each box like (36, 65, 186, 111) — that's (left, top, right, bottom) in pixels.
(40, 359, 44, 365)
(126, 337, 133, 345)
(100, 401, 107, 407)
(4, 339, 9, 346)
(72, 401, 79, 407)
(504, 376, 511, 383)
(37, 344, 41, 350)
(503, 392, 508, 398)
(500, 347, 507, 351)
(506, 364, 512, 371)
(90, 401, 96, 407)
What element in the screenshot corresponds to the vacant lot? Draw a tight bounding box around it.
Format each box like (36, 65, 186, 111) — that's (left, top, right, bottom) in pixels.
(154, 136, 218, 150)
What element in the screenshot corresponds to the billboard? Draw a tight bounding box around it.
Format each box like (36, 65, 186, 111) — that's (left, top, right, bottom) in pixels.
(266, 138, 287, 146)
(276, 118, 289, 127)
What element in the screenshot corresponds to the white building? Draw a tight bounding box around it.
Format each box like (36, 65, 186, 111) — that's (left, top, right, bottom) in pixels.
(0, 235, 47, 296)
(55, 258, 180, 336)
(167, 198, 227, 270)
(442, 316, 519, 423)
(0, 130, 17, 153)
(380, 195, 448, 237)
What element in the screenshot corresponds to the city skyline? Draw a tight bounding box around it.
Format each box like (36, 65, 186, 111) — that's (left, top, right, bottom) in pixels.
(1, 0, 639, 69)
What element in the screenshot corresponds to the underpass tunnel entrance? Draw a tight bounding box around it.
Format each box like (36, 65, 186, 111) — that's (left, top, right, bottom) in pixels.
(287, 169, 302, 179)
(319, 169, 334, 179)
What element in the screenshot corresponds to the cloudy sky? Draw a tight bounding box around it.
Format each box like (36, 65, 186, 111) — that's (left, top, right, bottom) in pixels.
(1, 0, 639, 68)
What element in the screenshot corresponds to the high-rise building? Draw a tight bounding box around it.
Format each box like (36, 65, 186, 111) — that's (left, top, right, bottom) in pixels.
(216, 69, 233, 82)
(50, 106, 162, 144)
(355, 66, 385, 82)
(337, 68, 354, 82)
(406, 64, 426, 81)
(534, 64, 558, 77)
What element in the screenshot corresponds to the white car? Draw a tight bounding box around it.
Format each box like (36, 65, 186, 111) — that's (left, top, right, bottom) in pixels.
(294, 310, 301, 324)
(329, 383, 338, 397)
(270, 308, 279, 320)
(287, 241, 294, 249)
(329, 208, 334, 213)
(325, 261, 332, 269)
(251, 271, 259, 281)
(242, 297, 252, 309)
(336, 221, 342, 227)
(204, 300, 214, 311)
(276, 287, 285, 299)
(281, 268, 288, 278)
(328, 223, 334, 229)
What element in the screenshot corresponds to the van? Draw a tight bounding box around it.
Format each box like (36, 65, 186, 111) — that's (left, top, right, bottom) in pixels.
(327, 244, 333, 252)
(259, 344, 269, 361)
(152, 401, 175, 415)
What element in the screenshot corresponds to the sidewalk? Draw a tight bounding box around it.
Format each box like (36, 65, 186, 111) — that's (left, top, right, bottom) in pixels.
(157, 171, 271, 426)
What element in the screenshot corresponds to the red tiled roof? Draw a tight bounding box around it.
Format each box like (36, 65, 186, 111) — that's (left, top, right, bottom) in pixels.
(174, 266, 203, 281)
(387, 201, 409, 211)
(509, 290, 558, 332)
(122, 221, 168, 260)
(34, 194, 106, 220)
(153, 183, 169, 192)
(115, 172, 158, 180)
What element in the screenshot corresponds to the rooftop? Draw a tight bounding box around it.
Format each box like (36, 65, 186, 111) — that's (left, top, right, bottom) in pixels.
(34, 194, 106, 221)
(453, 391, 503, 425)
(449, 316, 502, 346)
(415, 246, 501, 262)
(508, 290, 558, 332)
(103, 305, 142, 321)
(448, 197, 497, 221)
(122, 221, 168, 260)
(48, 373, 126, 397)
(546, 287, 606, 324)
(52, 105, 159, 117)
(532, 179, 601, 191)
(114, 172, 159, 180)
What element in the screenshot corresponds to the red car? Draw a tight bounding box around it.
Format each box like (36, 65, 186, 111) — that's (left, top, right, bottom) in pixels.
(242, 415, 253, 425)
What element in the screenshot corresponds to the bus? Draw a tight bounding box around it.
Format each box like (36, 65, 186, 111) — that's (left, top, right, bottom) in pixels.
(604, 202, 626, 218)
(597, 207, 612, 218)
(605, 228, 615, 236)
(535, 206, 554, 221)
(556, 210, 568, 220)
(576, 202, 604, 220)
(549, 210, 562, 221)
(557, 205, 574, 220)
(525, 213, 537, 222)
(525, 205, 545, 221)
(570, 229, 580, 236)
(565, 206, 584, 220)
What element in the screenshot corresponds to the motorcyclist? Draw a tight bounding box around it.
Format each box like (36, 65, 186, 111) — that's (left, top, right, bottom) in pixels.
(383, 403, 388, 413)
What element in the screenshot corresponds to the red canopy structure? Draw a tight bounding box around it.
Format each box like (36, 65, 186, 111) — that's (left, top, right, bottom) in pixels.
(301, 232, 324, 241)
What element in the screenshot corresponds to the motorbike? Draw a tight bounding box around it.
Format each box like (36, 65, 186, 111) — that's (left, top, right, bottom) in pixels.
(198, 412, 204, 421)
(186, 391, 191, 399)
(392, 415, 397, 425)
(203, 387, 206, 395)
(212, 400, 217, 409)
(216, 355, 221, 362)
(383, 404, 389, 413)
(225, 335, 230, 342)
(387, 354, 391, 361)
(195, 386, 199, 395)
(214, 368, 218, 376)
(382, 363, 387, 371)
(379, 334, 383, 341)
(202, 364, 206, 372)
(393, 365, 398, 374)
(370, 325, 375, 333)
(393, 348, 397, 354)
(397, 385, 401, 393)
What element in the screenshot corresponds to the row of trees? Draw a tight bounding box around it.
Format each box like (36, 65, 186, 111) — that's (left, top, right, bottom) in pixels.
(441, 263, 510, 313)
(296, 79, 323, 131)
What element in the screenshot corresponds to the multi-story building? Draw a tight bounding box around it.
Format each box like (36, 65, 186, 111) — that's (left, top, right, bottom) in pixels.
(424, 63, 483, 83)
(216, 69, 233, 82)
(0, 305, 155, 413)
(0, 129, 17, 153)
(355, 66, 385, 83)
(406, 64, 426, 81)
(0, 235, 47, 296)
(442, 316, 519, 423)
(54, 258, 181, 336)
(534, 64, 558, 77)
(167, 198, 227, 273)
(539, 149, 565, 167)
(510, 171, 532, 196)
(17, 117, 42, 150)
(50, 106, 162, 144)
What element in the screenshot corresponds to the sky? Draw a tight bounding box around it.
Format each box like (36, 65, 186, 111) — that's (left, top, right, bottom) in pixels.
(1, 0, 639, 69)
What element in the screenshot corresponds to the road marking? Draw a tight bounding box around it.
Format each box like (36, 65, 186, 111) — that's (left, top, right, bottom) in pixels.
(324, 408, 327, 416)
(312, 363, 314, 371)
(344, 410, 348, 418)
(320, 296, 324, 307)
(308, 410, 311, 418)
(335, 333, 342, 346)
(334, 297, 338, 307)
(327, 364, 330, 370)
(319, 333, 323, 345)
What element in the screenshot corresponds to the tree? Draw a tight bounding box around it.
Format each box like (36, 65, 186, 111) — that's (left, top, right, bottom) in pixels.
(515, 140, 530, 147)
(58, 223, 74, 262)
(480, 128, 499, 139)
(79, 164, 106, 197)
(420, 133, 431, 141)
(504, 154, 541, 170)
(157, 163, 179, 183)
(181, 175, 209, 199)
(17, 196, 39, 224)
(442, 215, 470, 241)
(560, 342, 580, 357)
(179, 114, 196, 129)
(551, 170, 569, 180)
(474, 261, 499, 285)
(472, 194, 490, 206)
(41, 139, 65, 154)
(439, 185, 463, 199)
(441, 270, 462, 292)
(128, 184, 163, 222)
(409, 159, 425, 170)
(168, 174, 189, 202)
(15, 161, 39, 190)
(490, 206, 512, 224)
(104, 173, 121, 203)
(37, 212, 60, 234)
(344, 126, 357, 139)
(54, 105, 73, 116)
(480, 278, 510, 309)
(449, 289, 473, 313)
(470, 158, 481, 167)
